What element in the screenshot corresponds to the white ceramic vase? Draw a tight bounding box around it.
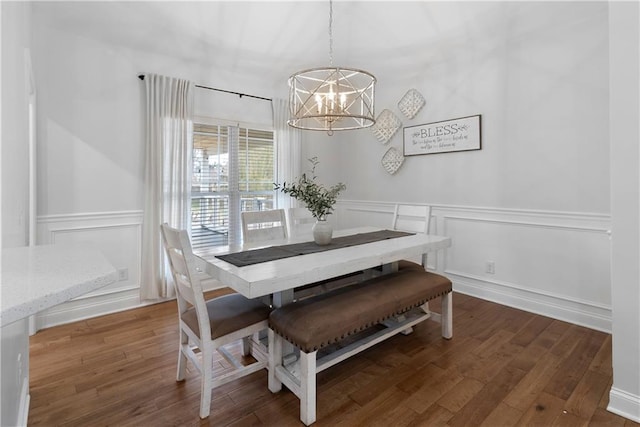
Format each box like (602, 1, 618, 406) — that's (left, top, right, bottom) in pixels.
(312, 220, 333, 245)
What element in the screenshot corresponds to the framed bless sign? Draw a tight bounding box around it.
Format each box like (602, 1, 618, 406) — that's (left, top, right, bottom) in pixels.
(403, 115, 481, 156)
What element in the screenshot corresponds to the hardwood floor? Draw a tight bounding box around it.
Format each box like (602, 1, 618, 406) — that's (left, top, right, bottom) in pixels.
(28, 290, 638, 426)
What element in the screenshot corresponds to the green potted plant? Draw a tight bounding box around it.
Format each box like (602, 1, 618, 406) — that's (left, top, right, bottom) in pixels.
(274, 157, 346, 245)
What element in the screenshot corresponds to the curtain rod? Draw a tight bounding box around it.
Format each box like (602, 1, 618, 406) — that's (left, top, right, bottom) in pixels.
(137, 74, 272, 102)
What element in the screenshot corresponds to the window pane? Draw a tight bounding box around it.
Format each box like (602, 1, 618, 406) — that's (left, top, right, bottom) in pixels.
(239, 142, 273, 191)
(191, 122, 274, 248)
(191, 195, 229, 249)
(193, 126, 229, 193)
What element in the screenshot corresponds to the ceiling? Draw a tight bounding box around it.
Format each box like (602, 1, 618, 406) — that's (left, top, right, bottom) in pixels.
(33, 1, 509, 92)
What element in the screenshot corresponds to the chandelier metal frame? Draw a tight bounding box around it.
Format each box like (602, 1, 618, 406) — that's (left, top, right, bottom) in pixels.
(288, 0, 376, 135)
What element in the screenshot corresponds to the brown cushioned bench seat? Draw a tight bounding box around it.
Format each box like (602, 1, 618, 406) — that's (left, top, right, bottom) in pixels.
(269, 269, 452, 353)
(267, 268, 453, 426)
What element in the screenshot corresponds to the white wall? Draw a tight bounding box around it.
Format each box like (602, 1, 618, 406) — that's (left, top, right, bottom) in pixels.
(1, 2, 33, 425)
(32, 14, 275, 218)
(303, 2, 609, 215)
(1, 1, 31, 248)
(309, 3, 640, 419)
(300, 1, 612, 332)
(30, 0, 615, 332)
(608, 1, 640, 422)
(30, 7, 275, 327)
(31, 17, 148, 325)
(30, 1, 614, 330)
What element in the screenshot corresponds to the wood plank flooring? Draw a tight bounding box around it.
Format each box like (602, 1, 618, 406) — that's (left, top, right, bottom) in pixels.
(28, 290, 639, 426)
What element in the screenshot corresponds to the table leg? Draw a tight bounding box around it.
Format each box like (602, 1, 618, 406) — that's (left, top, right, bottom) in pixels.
(381, 261, 399, 274)
(272, 289, 297, 363)
(272, 289, 294, 307)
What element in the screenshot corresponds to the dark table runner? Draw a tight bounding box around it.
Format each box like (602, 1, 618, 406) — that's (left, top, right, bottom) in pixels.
(216, 229, 414, 267)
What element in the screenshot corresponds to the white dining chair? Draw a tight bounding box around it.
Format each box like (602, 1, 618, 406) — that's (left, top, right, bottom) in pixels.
(392, 204, 432, 271)
(160, 223, 270, 419)
(286, 207, 315, 237)
(241, 209, 289, 307)
(241, 209, 288, 244)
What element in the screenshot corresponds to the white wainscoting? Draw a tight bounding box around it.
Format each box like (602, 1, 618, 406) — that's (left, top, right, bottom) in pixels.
(335, 200, 612, 332)
(35, 211, 150, 330)
(35, 205, 613, 334)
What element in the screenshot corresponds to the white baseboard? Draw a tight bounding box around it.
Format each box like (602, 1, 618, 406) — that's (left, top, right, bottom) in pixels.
(35, 279, 225, 330)
(450, 272, 612, 333)
(35, 288, 158, 330)
(608, 387, 640, 423)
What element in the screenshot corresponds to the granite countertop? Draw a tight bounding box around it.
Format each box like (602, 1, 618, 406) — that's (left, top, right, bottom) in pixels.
(1, 243, 118, 327)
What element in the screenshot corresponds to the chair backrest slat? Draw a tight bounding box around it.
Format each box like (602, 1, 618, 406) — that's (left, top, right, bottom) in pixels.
(392, 204, 431, 234)
(160, 224, 210, 336)
(241, 209, 288, 243)
(391, 204, 432, 268)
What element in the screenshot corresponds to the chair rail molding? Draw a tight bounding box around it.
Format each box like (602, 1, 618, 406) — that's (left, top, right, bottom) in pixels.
(336, 200, 612, 332)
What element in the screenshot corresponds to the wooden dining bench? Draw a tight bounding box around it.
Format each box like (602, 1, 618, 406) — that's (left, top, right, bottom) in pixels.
(267, 268, 453, 425)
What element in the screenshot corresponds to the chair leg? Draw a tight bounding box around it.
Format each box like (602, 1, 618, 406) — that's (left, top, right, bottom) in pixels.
(442, 292, 453, 339)
(199, 346, 213, 419)
(268, 329, 282, 393)
(176, 330, 188, 381)
(299, 350, 317, 426)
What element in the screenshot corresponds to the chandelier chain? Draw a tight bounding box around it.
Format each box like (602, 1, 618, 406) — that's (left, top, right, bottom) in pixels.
(328, 0, 333, 66)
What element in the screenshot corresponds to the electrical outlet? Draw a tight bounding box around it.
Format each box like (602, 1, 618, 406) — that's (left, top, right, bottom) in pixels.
(118, 268, 129, 281)
(485, 261, 495, 274)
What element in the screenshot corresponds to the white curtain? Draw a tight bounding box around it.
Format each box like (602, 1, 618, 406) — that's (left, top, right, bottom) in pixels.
(272, 98, 302, 209)
(141, 74, 195, 301)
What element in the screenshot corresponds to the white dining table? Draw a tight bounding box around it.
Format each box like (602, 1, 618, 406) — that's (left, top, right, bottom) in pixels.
(194, 226, 452, 305)
(195, 226, 453, 413)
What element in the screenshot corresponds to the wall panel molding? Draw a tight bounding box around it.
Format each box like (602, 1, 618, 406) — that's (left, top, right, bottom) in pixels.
(35, 210, 147, 329)
(37, 210, 144, 223)
(336, 199, 612, 332)
(338, 200, 610, 225)
(442, 214, 610, 234)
